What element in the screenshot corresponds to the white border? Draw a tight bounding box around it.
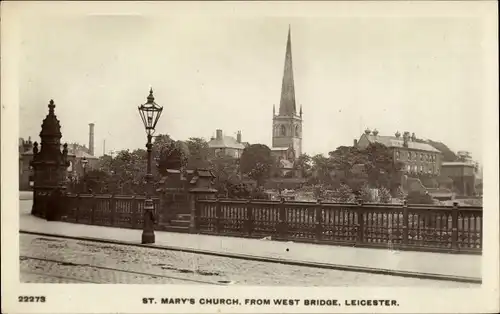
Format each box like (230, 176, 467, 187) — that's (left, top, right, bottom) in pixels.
(2, 1, 499, 313)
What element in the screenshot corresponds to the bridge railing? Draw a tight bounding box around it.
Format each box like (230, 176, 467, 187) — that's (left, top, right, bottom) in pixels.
(60, 194, 161, 230)
(193, 198, 482, 254)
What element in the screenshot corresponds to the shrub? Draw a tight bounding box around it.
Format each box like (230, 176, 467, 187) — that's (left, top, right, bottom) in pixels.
(406, 191, 434, 204)
(359, 183, 373, 203)
(379, 187, 392, 203)
(396, 185, 407, 201)
(313, 184, 325, 199)
(335, 184, 356, 203)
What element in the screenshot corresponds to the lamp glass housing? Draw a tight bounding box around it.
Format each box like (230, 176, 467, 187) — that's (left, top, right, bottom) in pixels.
(138, 98, 163, 135)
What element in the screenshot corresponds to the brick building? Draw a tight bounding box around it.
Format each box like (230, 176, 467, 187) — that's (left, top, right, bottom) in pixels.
(355, 129, 443, 176)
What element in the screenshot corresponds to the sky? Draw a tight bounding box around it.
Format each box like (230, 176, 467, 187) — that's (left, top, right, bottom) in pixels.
(17, 5, 489, 163)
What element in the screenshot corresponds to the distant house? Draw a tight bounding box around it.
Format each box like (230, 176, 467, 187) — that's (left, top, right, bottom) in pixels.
(208, 129, 248, 159)
(441, 161, 476, 196)
(19, 137, 34, 190)
(18, 139, 98, 190)
(355, 129, 443, 176)
(66, 143, 99, 177)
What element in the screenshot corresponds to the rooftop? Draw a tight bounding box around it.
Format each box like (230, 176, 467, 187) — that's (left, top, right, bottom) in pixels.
(21, 145, 98, 159)
(364, 134, 441, 153)
(208, 135, 245, 150)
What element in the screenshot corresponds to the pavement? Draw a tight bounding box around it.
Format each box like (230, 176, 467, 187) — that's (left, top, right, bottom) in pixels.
(18, 196, 482, 282)
(19, 233, 475, 287)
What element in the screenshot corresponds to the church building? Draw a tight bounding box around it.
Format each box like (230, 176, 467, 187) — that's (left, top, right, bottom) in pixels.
(270, 26, 303, 177)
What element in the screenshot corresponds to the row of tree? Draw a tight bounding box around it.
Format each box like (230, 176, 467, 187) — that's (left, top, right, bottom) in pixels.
(76, 134, 404, 197)
(295, 143, 404, 193)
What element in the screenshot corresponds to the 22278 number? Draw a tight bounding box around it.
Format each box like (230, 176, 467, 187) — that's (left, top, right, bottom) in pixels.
(18, 296, 46, 302)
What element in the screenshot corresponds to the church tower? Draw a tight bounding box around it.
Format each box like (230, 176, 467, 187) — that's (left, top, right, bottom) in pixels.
(272, 26, 303, 158)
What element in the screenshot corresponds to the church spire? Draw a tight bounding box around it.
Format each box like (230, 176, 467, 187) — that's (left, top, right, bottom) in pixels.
(278, 25, 296, 116)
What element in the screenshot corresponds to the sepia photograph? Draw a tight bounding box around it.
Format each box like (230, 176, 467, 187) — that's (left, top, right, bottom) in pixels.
(2, 1, 499, 313)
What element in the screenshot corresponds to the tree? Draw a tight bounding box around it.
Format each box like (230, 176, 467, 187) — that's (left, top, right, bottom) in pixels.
(310, 154, 332, 185)
(209, 155, 240, 196)
(362, 143, 403, 190)
(185, 137, 210, 169)
(295, 153, 313, 178)
(154, 135, 189, 174)
(329, 146, 366, 181)
(240, 144, 273, 187)
(97, 148, 149, 194)
(84, 169, 110, 193)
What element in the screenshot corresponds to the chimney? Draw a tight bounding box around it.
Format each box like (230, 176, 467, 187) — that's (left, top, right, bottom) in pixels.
(411, 132, 416, 142)
(216, 129, 223, 140)
(403, 132, 409, 147)
(353, 139, 358, 147)
(237, 131, 242, 143)
(89, 123, 95, 156)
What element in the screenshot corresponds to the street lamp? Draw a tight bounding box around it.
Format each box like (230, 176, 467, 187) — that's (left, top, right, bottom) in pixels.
(138, 88, 163, 244)
(81, 156, 88, 192)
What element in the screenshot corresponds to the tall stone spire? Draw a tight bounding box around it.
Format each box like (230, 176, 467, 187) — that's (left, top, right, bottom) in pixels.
(278, 25, 296, 116)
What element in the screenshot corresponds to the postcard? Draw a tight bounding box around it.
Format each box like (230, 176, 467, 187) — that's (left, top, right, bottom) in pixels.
(1, 1, 498, 313)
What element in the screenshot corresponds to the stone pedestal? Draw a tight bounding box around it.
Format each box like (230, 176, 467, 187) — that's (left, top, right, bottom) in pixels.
(30, 100, 70, 220)
(188, 187, 218, 233)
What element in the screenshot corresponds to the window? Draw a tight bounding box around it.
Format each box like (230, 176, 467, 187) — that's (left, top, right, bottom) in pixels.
(420, 153, 423, 161)
(396, 151, 400, 160)
(280, 125, 286, 136)
(295, 125, 300, 137)
(406, 164, 411, 172)
(419, 165, 423, 172)
(408, 152, 412, 160)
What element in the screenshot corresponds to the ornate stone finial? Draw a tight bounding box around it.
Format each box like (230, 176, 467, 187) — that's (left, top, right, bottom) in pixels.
(33, 142, 39, 155)
(299, 104, 303, 117)
(273, 104, 276, 116)
(372, 129, 379, 136)
(62, 143, 68, 154)
(147, 88, 155, 103)
(48, 99, 55, 113)
(364, 128, 371, 135)
(395, 131, 401, 138)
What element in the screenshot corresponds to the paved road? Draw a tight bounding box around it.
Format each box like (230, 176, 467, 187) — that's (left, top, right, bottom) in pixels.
(20, 234, 476, 287)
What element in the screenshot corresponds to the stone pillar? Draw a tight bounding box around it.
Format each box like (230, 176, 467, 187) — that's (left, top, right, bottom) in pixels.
(189, 187, 217, 233)
(31, 100, 70, 220)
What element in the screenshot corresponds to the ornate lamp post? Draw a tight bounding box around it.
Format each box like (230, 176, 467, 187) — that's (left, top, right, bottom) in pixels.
(138, 88, 163, 244)
(81, 156, 88, 192)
